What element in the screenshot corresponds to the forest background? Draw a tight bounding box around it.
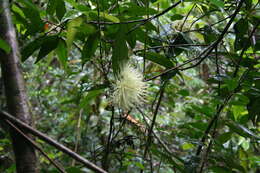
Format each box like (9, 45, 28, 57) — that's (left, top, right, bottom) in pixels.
(0, 0, 259, 172)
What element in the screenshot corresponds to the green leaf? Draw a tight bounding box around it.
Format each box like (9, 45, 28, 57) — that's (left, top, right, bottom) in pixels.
(81, 33, 99, 65)
(203, 26, 218, 44)
(56, 0, 66, 20)
(18, 0, 44, 34)
(216, 132, 232, 144)
(66, 167, 83, 173)
(17, 0, 38, 10)
(226, 121, 260, 139)
(234, 19, 248, 36)
(234, 19, 249, 51)
(56, 39, 68, 69)
(12, 4, 28, 26)
(224, 78, 238, 91)
(210, 0, 225, 8)
(171, 14, 184, 21)
(209, 166, 230, 173)
(134, 162, 145, 169)
(181, 142, 194, 150)
(143, 52, 173, 68)
(231, 105, 248, 121)
(125, 24, 136, 49)
(234, 36, 250, 51)
(47, 0, 57, 15)
(112, 25, 128, 75)
(89, 11, 120, 23)
(66, 17, 83, 50)
(79, 89, 104, 108)
(36, 36, 59, 63)
(120, 3, 157, 17)
(189, 122, 208, 131)
(21, 37, 44, 61)
(230, 93, 250, 106)
(76, 24, 96, 36)
(0, 38, 11, 54)
(177, 89, 190, 96)
(172, 33, 192, 56)
(191, 104, 214, 117)
(245, 0, 252, 10)
(22, 7, 44, 34)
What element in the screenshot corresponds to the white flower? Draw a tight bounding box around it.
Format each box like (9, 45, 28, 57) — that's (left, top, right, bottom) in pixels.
(112, 63, 147, 110)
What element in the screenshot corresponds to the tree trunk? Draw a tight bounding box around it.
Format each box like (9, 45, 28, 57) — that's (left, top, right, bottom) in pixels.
(0, 0, 37, 172)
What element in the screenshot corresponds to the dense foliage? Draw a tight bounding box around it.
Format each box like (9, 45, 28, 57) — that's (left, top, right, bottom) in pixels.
(0, 0, 259, 172)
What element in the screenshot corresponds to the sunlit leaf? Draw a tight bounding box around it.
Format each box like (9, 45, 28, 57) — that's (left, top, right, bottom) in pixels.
(90, 11, 120, 23)
(0, 38, 11, 54)
(210, 0, 225, 8)
(66, 17, 83, 50)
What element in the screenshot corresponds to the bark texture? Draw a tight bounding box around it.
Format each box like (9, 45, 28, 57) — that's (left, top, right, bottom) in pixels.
(0, 0, 37, 172)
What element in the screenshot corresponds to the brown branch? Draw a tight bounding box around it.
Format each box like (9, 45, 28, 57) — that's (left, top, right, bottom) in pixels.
(4, 119, 66, 173)
(0, 111, 108, 173)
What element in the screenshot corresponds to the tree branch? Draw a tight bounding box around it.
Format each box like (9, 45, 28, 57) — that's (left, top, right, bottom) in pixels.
(4, 119, 66, 173)
(0, 111, 107, 173)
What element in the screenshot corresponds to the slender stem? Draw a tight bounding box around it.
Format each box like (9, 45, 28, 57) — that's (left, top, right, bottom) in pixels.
(127, 1, 182, 34)
(102, 107, 114, 170)
(141, 81, 167, 172)
(180, 3, 196, 32)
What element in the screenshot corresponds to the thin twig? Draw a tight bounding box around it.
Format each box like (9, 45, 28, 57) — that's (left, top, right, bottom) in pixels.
(127, 1, 182, 34)
(134, 44, 208, 54)
(145, 0, 245, 81)
(102, 107, 115, 170)
(141, 81, 167, 173)
(180, 3, 196, 32)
